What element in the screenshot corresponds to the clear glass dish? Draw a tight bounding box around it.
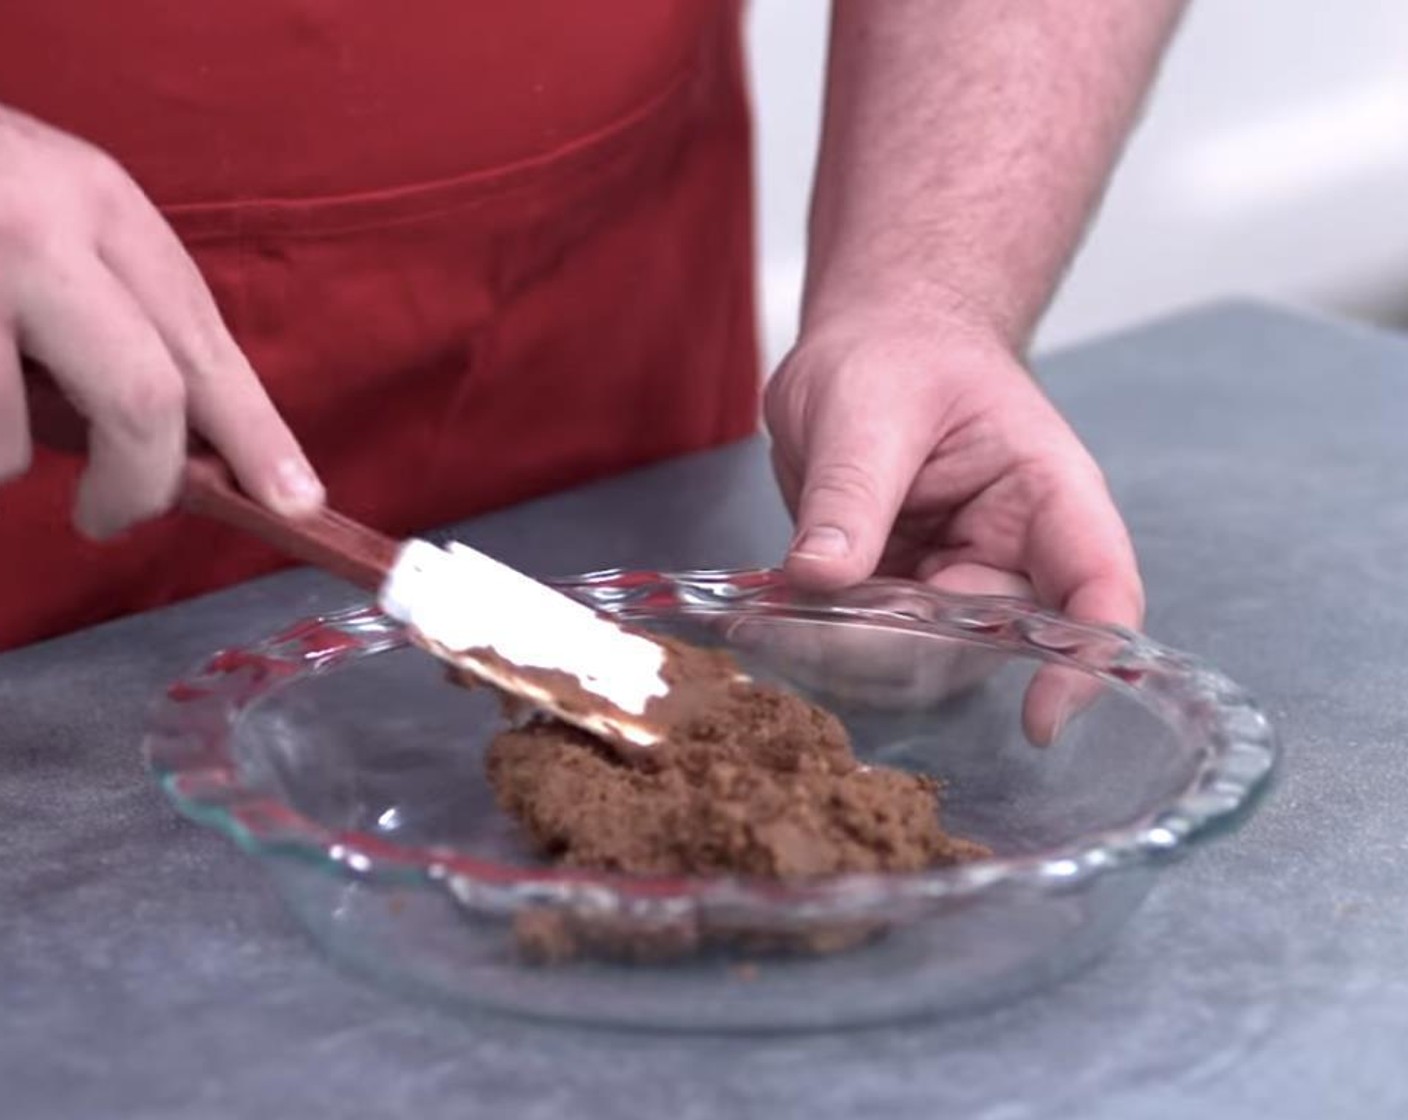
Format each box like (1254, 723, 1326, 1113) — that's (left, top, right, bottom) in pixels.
(144, 570, 1276, 1032)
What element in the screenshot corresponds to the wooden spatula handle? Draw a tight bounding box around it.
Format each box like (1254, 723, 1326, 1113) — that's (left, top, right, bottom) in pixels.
(24, 363, 399, 593)
(181, 457, 398, 593)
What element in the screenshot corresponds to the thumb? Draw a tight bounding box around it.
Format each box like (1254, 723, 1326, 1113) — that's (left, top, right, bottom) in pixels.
(784, 403, 919, 591)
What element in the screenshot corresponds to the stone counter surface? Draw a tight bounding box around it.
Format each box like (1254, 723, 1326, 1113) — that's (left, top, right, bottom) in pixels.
(3, 303, 1405, 1119)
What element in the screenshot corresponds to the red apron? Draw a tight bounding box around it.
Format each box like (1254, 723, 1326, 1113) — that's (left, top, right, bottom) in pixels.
(0, 1, 760, 650)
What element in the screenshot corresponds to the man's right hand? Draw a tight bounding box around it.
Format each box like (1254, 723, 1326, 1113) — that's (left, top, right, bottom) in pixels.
(0, 103, 323, 539)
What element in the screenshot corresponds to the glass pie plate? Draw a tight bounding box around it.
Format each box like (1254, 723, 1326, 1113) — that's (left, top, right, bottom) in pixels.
(144, 569, 1276, 1032)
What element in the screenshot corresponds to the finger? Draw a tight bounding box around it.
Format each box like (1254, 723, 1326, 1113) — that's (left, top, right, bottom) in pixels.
(1021, 476, 1144, 747)
(17, 258, 185, 537)
(99, 204, 323, 514)
(0, 338, 32, 482)
(921, 556, 1096, 744)
(921, 560, 1034, 601)
(1023, 664, 1100, 748)
(1059, 573, 1144, 633)
(1024, 463, 1144, 631)
(785, 398, 924, 591)
(1022, 571, 1145, 748)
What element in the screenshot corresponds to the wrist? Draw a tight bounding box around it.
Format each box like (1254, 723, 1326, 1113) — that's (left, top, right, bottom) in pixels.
(799, 252, 1032, 358)
(796, 262, 1028, 367)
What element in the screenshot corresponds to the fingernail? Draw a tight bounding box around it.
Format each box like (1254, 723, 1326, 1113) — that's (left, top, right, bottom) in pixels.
(275, 458, 325, 511)
(790, 525, 850, 560)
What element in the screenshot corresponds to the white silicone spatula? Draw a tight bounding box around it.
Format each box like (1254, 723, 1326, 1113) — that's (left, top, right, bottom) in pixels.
(180, 458, 673, 755)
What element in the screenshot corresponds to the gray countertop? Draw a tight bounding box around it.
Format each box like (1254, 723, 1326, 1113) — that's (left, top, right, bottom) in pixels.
(3, 301, 1407, 1119)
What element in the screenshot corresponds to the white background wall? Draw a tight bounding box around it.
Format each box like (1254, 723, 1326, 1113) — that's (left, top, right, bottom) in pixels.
(744, 0, 1408, 367)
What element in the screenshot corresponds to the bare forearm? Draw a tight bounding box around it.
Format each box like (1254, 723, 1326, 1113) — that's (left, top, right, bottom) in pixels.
(804, 0, 1186, 348)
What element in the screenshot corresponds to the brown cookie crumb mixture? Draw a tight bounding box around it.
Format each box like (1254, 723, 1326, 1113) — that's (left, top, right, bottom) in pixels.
(488, 682, 980, 877)
(484, 638, 987, 963)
